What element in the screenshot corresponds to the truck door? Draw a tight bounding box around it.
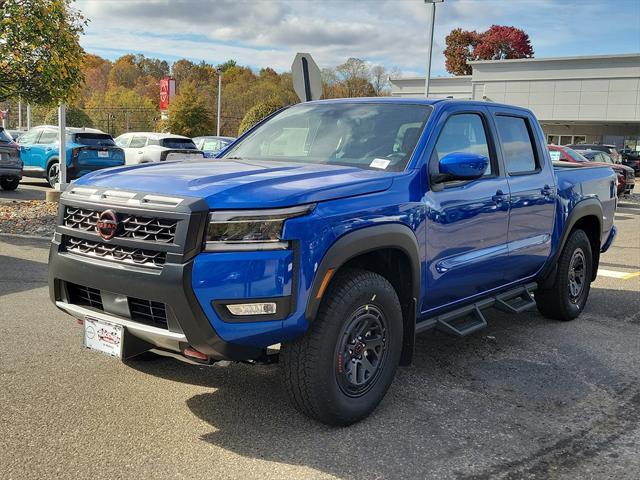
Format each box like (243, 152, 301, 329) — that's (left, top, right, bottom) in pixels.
(491, 110, 556, 280)
(422, 106, 511, 312)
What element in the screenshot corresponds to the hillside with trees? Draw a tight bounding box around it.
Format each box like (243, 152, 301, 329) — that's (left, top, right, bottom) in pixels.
(3, 52, 394, 138)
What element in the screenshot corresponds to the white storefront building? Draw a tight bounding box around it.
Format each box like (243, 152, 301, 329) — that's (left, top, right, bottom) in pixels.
(390, 53, 640, 150)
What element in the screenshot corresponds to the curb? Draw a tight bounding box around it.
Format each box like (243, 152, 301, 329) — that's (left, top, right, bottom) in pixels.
(0, 232, 52, 241)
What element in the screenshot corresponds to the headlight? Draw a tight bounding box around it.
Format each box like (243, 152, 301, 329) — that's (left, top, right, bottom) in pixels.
(204, 204, 314, 251)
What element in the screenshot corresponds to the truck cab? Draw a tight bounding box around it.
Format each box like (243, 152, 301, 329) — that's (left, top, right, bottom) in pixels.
(48, 99, 617, 426)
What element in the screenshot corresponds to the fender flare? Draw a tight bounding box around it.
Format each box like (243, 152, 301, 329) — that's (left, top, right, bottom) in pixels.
(304, 223, 421, 322)
(539, 197, 603, 285)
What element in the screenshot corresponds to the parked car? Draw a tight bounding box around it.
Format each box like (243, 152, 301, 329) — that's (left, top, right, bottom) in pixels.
(619, 148, 640, 176)
(568, 143, 621, 163)
(50, 98, 617, 426)
(548, 145, 634, 197)
(0, 127, 22, 191)
(17, 126, 125, 187)
(114, 132, 204, 165)
(192, 136, 235, 158)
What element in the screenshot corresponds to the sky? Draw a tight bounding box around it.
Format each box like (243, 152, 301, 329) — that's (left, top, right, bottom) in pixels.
(76, 0, 640, 77)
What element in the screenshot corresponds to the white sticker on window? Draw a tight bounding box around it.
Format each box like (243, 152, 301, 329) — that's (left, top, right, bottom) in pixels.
(549, 151, 561, 161)
(370, 158, 390, 169)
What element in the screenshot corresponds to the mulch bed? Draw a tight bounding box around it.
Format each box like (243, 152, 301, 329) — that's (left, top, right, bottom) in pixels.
(0, 200, 59, 237)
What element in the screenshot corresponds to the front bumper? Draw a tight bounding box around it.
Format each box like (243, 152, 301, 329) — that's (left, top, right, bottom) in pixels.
(0, 167, 22, 179)
(49, 243, 264, 361)
(48, 188, 267, 361)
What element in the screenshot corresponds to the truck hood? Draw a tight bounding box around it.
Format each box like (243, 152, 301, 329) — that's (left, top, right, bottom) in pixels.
(74, 159, 395, 208)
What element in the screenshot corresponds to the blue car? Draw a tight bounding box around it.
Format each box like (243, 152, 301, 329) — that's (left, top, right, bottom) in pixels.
(49, 99, 617, 425)
(18, 126, 125, 187)
(192, 136, 235, 158)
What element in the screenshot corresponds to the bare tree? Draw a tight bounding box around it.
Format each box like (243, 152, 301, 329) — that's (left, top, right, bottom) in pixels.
(369, 65, 388, 96)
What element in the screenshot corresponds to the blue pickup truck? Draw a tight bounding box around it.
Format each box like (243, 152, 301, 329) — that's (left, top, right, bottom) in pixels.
(48, 98, 617, 425)
(18, 126, 125, 187)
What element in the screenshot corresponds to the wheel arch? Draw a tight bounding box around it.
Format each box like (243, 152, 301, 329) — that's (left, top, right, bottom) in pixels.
(305, 223, 421, 365)
(539, 198, 603, 286)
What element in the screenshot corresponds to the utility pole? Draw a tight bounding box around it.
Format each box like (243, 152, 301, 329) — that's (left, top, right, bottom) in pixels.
(217, 71, 222, 136)
(26, 104, 31, 129)
(18, 96, 22, 130)
(58, 104, 67, 189)
(424, 0, 444, 97)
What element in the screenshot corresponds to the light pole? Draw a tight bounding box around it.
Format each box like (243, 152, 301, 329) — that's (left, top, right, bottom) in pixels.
(216, 70, 222, 136)
(424, 0, 444, 97)
(58, 104, 67, 189)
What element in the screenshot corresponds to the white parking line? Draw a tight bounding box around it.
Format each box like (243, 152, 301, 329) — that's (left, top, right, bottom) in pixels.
(597, 269, 640, 280)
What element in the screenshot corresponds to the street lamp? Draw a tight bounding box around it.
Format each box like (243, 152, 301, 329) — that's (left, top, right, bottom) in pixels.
(216, 69, 222, 136)
(424, 0, 444, 98)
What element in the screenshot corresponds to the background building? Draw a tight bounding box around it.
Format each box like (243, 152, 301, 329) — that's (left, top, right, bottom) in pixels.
(390, 53, 640, 150)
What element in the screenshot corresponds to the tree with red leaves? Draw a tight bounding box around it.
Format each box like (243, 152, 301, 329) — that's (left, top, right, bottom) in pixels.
(444, 25, 534, 76)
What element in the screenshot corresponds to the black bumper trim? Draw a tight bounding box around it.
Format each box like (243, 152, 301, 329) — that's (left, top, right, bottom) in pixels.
(49, 241, 264, 361)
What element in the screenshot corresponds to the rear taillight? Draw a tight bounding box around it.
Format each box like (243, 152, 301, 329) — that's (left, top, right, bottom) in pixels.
(71, 147, 79, 160)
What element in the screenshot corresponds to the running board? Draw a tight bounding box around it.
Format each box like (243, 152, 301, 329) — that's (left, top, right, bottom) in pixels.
(416, 283, 538, 337)
(494, 284, 537, 314)
(435, 304, 488, 337)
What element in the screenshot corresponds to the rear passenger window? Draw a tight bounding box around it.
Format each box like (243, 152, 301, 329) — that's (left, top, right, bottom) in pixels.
(433, 113, 492, 177)
(496, 116, 538, 174)
(37, 130, 58, 144)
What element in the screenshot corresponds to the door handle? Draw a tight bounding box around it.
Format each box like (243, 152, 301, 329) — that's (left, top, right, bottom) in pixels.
(541, 185, 554, 196)
(492, 190, 508, 204)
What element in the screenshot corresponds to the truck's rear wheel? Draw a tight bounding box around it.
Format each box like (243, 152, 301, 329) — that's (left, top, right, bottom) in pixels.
(536, 229, 593, 321)
(280, 268, 402, 426)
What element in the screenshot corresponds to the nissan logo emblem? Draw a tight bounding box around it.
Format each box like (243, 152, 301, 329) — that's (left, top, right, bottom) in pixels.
(96, 210, 119, 240)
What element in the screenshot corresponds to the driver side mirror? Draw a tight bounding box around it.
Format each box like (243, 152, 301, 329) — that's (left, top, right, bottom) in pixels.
(433, 152, 488, 184)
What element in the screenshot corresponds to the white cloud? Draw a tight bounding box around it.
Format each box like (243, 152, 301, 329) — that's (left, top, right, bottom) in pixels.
(75, 0, 640, 76)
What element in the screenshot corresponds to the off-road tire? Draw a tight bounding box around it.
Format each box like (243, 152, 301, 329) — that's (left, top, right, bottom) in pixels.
(280, 268, 403, 426)
(536, 229, 593, 321)
(0, 177, 19, 191)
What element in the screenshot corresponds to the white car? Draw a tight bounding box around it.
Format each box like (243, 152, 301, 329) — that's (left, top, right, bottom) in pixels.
(114, 132, 204, 165)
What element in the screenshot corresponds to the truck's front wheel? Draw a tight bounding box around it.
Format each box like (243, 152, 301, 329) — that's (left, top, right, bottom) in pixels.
(281, 268, 403, 426)
(536, 229, 593, 321)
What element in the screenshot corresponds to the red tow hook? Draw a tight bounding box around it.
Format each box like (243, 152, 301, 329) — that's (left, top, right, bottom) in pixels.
(183, 346, 210, 362)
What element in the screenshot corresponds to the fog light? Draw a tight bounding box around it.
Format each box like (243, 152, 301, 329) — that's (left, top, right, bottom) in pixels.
(226, 303, 277, 316)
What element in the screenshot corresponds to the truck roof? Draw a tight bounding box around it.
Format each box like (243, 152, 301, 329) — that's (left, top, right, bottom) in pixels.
(303, 97, 534, 114)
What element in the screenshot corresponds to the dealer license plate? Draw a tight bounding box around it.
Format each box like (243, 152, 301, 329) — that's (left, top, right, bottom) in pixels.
(84, 317, 123, 358)
(97, 151, 109, 158)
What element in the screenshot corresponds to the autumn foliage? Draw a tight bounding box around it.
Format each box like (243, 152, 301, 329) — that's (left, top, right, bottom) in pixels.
(444, 25, 534, 76)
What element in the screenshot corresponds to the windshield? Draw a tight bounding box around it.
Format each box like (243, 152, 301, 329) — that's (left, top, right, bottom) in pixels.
(71, 133, 116, 146)
(564, 147, 589, 163)
(222, 103, 432, 171)
(161, 138, 197, 149)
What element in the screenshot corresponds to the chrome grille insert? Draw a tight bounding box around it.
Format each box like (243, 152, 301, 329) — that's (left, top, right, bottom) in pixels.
(64, 207, 177, 243)
(63, 236, 166, 268)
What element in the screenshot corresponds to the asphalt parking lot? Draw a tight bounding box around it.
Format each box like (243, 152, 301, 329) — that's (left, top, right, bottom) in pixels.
(1, 199, 639, 480)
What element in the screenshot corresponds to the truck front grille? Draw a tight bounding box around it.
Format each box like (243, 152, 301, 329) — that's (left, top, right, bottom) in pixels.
(67, 283, 104, 310)
(63, 236, 166, 268)
(128, 297, 168, 329)
(64, 207, 178, 243)
(65, 282, 168, 330)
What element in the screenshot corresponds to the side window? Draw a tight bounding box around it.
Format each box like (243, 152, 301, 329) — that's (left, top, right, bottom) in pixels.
(496, 115, 539, 175)
(17, 129, 40, 145)
(37, 130, 58, 144)
(432, 113, 492, 177)
(129, 136, 147, 148)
